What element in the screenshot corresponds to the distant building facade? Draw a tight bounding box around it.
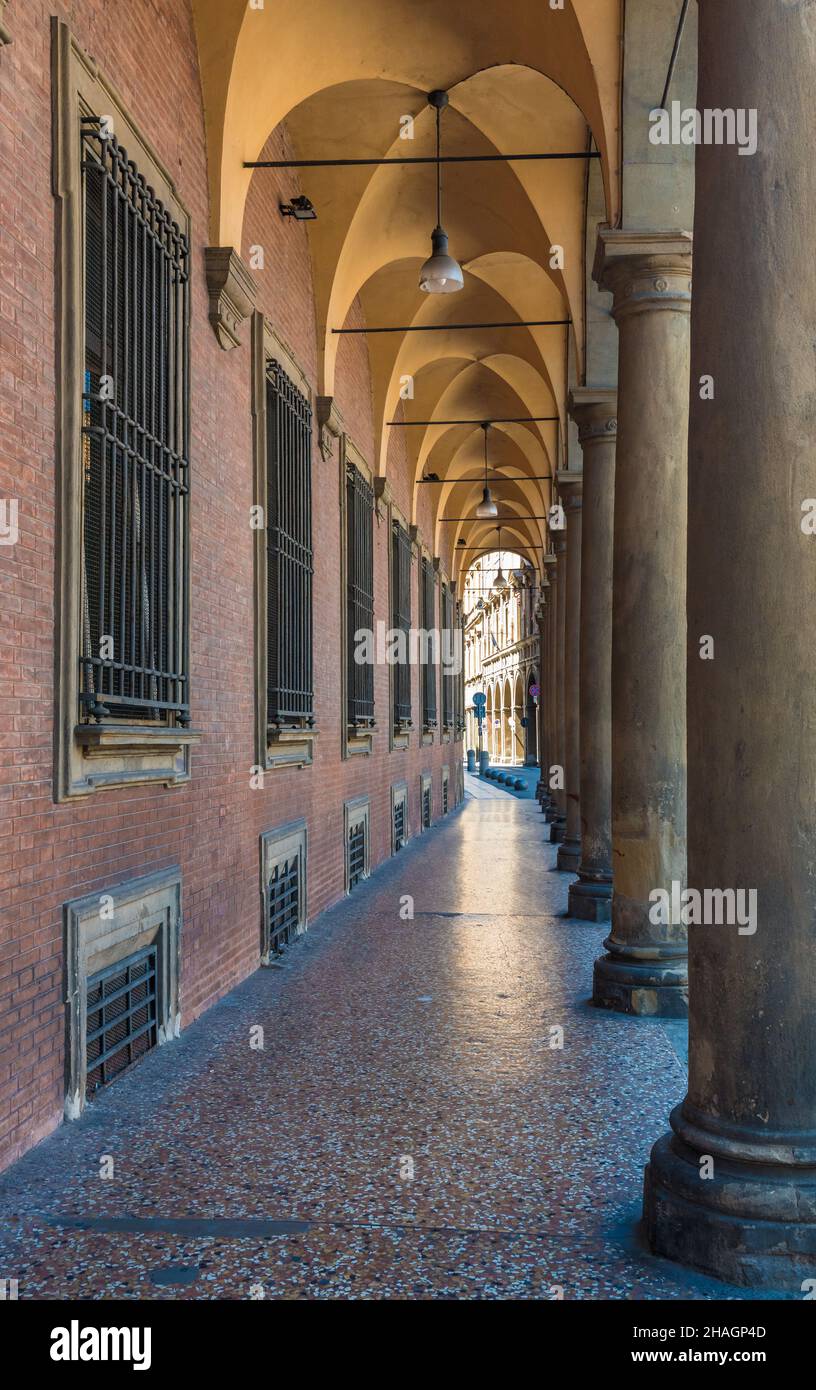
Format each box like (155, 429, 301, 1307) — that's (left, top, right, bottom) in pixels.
(463, 553, 539, 767)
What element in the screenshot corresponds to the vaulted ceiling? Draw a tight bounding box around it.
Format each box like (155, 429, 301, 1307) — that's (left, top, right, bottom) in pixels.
(191, 0, 624, 588)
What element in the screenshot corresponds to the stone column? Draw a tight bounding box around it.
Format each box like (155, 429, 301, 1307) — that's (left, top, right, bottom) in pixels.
(592, 229, 691, 1015)
(556, 473, 583, 872)
(550, 533, 567, 842)
(645, 0, 816, 1287)
(534, 588, 548, 804)
(567, 391, 616, 922)
(541, 553, 558, 819)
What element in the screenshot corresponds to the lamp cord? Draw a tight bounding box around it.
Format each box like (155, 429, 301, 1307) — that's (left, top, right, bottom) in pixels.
(436, 104, 442, 227)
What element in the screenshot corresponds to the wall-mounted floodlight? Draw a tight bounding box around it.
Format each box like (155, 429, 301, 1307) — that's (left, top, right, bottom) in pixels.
(280, 195, 317, 221)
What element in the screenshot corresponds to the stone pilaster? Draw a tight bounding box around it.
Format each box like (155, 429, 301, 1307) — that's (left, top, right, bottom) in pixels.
(591, 229, 691, 1016)
(556, 473, 583, 873)
(644, 0, 816, 1287)
(567, 391, 616, 922)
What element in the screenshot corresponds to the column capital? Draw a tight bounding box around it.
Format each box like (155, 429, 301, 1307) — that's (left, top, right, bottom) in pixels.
(568, 388, 618, 446)
(543, 552, 559, 578)
(593, 228, 692, 322)
(556, 469, 583, 510)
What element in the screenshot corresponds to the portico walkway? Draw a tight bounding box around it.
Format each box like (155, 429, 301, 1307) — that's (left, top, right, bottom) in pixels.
(0, 797, 769, 1300)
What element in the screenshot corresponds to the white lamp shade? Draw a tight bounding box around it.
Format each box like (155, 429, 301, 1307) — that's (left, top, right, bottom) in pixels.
(475, 487, 498, 519)
(419, 226, 464, 294)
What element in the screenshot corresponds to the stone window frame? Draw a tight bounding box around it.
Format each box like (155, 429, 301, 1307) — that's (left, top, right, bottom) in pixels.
(52, 21, 201, 801)
(439, 567, 455, 744)
(391, 780, 409, 853)
(64, 865, 182, 1120)
(455, 596, 467, 741)
(377, 480, 412, 753)
(414, 535, 438, 747)
(420, 771, 433, 831)
(339, 435, 377, 759)
(251, 311, 319, 770)
(344, 794, 371, 892)
(259, 818, 308, 964)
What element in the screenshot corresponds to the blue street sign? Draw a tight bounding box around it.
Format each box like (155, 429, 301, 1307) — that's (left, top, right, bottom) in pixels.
(473, 692, 486, 707)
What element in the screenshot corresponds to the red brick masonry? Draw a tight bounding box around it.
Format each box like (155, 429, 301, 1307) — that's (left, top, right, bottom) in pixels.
(0, 0, 460, 1170)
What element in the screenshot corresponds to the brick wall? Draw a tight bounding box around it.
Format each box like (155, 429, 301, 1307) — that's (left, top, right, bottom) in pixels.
(0, 0, 459, 1170)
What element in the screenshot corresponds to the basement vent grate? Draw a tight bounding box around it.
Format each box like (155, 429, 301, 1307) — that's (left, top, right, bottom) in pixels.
(85, 946, 158, 1097)
(422, 786, 431, 829)
(348, 822, 366, 889)
(394, 798, 406, 850)
(267, 855, 300, 959)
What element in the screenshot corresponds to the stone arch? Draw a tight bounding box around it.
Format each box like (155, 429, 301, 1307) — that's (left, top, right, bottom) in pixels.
(513, 670, 525, 764)
(501, 676, 513, 764)
(525, 666, 539, 765)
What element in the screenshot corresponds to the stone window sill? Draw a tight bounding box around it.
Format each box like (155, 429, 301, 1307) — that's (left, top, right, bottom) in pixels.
(69, 722, 202, 794)
(266, 725, 318, 770)
(346, 724, 376, 758)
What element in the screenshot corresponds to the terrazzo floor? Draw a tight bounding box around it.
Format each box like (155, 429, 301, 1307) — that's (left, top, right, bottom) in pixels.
(0, 787, 787, 1299)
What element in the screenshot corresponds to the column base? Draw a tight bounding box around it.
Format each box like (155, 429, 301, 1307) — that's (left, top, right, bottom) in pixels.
(549, 818, 565, 844)
(557, 837, 581, 872)
(592, 949, 688, 1017)
(568, 876, 612, 922)
(644, 1124, 816, 1290)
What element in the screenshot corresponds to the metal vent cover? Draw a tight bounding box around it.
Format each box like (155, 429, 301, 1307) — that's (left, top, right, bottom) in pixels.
(267, 855, 300, 959)
(348, 822, 366, 888)
(85, 946, 158, 1097)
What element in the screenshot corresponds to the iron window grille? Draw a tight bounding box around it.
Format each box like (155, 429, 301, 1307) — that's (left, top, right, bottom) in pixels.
(80, 118, 191, 725)
(266, 358, 314, 728)
(442, 775, 449, 815)
(391, 521, 412, 729)
(346, 463, 375, 728)
(422, 783, 432, 829)
(85, 945, 158, 1097)
(348, 821, 366, 888)
(421, 556, 438, 730)
(442, 582, 454, 729)
(393, 796, 406, 850)
(266, 855, 300, 960)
